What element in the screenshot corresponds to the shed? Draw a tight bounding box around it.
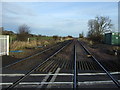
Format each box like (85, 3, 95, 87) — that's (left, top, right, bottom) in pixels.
(104, 32, 120, 45)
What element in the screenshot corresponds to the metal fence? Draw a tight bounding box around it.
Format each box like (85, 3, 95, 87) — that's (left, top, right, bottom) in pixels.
(0, 35, 9, 56)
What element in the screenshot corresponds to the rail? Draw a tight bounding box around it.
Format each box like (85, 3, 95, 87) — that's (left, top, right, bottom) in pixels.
(78, 40, 120, 88)
(3, 41, 67, 69)
(6, 40, 72, 90)
(73, 44, 78, 89)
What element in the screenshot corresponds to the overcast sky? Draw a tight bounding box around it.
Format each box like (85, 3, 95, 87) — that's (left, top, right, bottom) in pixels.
(2, 2, 118, 37)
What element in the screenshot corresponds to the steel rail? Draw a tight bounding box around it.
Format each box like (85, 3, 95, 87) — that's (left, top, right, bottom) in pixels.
(6, 40, 72, 90)
(73, 44, 78, 89)
(3, 41, 66, 69)
(78, 40, 120, 88)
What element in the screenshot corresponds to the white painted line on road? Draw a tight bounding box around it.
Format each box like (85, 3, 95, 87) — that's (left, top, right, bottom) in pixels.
(1, 80, 120, 85)
(78, 72, 120, 75)
(0, 83, 13, 85)
(0, 73, 72, 76)
(0, 74, 25, 76)
(0, 82, 72, 85)
(0, 72, 120, 77)
(46, 68, 61, 88)
(36, 72, 52, 89)
(78, 80, 120, 85)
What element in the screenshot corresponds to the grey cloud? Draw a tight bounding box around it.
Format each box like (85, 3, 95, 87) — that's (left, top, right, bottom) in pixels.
(2, 2, 37, 17)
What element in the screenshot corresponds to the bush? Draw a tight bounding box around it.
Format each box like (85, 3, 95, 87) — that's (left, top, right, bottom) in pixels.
(17, 24, 30, 41)
(53, 35, 59, 41)
(87, 16, 113, 43)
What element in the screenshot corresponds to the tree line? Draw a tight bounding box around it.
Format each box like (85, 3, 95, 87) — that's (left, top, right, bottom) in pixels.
(2, 24, 73, 41)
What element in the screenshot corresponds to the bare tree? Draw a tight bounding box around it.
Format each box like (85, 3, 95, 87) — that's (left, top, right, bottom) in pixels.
(53, 35, 59, 41)
(67, 35, 73, 38)
(88, 16, 113, 42)
(17, 24, 30, 41)
(79, 31, 84, 38)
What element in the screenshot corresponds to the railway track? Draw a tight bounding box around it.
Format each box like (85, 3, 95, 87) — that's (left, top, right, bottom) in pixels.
(3, 40, 71, 71)
(1, 39, 120, 89)
(77, 40, 120, 88)
(3, 40, 72, 89)
(2, 41, 69, 69)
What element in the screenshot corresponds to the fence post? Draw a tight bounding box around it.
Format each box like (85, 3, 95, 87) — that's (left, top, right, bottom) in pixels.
(7, 35, 9, 55)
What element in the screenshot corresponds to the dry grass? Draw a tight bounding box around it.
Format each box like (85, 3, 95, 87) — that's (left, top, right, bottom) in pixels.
(10, 40, 56, 51)
(80, 38, 120, 57)
(9, 40, 55, 58)
(10, 38, 64, 50)
(79, 38, 95, 46)
(9, 39, 66, 59)
(10, 40, 39, 50)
